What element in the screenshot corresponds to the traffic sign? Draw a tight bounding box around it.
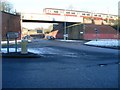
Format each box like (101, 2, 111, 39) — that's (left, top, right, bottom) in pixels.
(6, 32, 19, 39)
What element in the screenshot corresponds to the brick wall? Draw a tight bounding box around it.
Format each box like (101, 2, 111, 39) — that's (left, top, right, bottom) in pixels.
(84, 24, 119, 40)
(2, 12, 21, 40)
(67, 24, 84, 40)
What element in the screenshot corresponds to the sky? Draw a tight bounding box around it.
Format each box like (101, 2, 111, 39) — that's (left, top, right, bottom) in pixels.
(8, 0, 120, 29)
(9, 0, 119, 14)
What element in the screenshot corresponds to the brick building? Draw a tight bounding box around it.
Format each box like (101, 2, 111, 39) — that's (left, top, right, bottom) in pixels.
(67, 24, 119, 40)
(1, 11, 21, 40)
(50, 23, 119, 40)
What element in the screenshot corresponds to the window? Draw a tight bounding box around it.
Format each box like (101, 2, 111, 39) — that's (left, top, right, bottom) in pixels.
(66, 12, 70, 14)
(54, 11, 58, 13)
(37, 30, 42, 33)
(94, 14, 97, 16)
(82, 13, 85, 15)
(98, 15, 101, 17)
(110, 16, 113, 18)
(87, 14, 90, 16)
(71, 12, 75, 14)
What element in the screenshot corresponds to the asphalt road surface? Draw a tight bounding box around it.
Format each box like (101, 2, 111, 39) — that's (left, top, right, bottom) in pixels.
(2, 39, 119, 88)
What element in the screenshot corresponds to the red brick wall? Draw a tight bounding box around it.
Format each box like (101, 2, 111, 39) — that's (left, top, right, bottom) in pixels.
(84, 34, 119, 40)
(84, 24, 119, 40)
(2, 12, 21, 40)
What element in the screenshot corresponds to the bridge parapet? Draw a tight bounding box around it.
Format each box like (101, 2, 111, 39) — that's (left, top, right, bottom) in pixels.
(21, 13, 83, 22)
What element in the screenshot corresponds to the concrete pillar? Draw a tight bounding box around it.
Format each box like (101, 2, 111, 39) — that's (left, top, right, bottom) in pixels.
(0, 11, 2, 90)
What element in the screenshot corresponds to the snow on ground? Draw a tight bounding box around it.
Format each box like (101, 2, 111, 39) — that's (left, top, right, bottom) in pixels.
(1, 40, 31, 45)
(1, 48, 21, 53)
(1, 40, 21, 45)
(59, 39, 120, 47)
(57, 39, 82, 42)
(84, 39, 120, 47)
(1, 48, 76, 56)
(1, 39, 119, 54)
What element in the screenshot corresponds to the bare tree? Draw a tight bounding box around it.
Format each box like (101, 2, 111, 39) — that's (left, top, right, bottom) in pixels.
(0, 0, 15, 14)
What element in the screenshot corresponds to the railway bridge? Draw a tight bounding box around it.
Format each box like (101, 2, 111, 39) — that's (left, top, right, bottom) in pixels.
(21, 13, 83, 23)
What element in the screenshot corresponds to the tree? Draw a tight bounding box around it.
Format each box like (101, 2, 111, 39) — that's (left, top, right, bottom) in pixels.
(112, 19, 120, 33)
(0, 0, 15, 14)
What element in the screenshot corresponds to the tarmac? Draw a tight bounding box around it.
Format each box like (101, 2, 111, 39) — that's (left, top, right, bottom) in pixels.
(2, 52, 41, 58)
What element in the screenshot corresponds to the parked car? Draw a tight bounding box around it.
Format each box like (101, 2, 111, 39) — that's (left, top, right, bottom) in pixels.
(46, 35, 55, 40)
(22, 35, 32, 42)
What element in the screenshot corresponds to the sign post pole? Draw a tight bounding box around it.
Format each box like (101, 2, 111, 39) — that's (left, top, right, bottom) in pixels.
(15, 38, 17, 52)
(7, 37, 9, 53)
(6, 32, 19, 53)
(94, 28, 98, 41)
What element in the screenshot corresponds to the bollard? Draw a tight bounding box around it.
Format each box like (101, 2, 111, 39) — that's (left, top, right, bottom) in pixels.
(21, 39, 28, 54)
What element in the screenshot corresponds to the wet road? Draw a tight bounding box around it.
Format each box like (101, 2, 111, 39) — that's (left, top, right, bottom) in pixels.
(2, 39, 119, 88)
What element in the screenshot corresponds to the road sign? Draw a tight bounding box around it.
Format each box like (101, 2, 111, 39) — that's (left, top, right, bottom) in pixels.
(64, 34, 68, 37)
(6, 32, 19, 39)
(94, 28, 98, 33)
(94, 28, 99, 41)
(6, 32, 19, 53)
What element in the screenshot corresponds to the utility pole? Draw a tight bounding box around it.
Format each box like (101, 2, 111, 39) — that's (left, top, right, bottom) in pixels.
(64, 5, 74, 40)
(0, 12, 2, 90)
(117, 1, 120, 39)
(64, 9, 67, 40)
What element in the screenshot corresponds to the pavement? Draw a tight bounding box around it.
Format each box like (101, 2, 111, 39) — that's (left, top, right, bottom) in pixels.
(2, 39, 119, 88)
(1, 39, 119, 58)
(2, 52, 41, 58)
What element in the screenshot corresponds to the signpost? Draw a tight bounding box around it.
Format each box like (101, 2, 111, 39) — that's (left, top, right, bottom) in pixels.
(64, 34, 68, 39)
(6, 32, 19, 53)
(94, 28, 98, 41)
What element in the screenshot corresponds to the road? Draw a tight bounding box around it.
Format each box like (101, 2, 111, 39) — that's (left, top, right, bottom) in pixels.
(2, 39, 119, 88)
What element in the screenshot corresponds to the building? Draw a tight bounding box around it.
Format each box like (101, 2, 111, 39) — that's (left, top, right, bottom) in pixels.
(1, 11, 21, 40)
(49, 23, 119, 40)
(43, 8, 118, 25)
(43, 8, 119, 40)
(67, 24, 119, 40)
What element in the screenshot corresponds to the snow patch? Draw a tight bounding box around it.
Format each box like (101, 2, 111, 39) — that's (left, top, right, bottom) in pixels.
(84, 39, 120, 47)
(1, 40, 31, 45)
(1, 48, 21, 53)
(1, 47, 76, 55)
(58, 40, 82, 42)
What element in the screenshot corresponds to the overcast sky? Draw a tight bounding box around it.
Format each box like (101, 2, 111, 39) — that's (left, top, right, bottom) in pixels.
(8, 0, 119, 29)
(9, 0, 119, 15)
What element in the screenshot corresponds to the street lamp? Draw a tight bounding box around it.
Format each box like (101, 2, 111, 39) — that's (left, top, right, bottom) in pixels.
(64, 22, 67, 40)
(64, 9, 67, 40)
(117, 1, 120, 39)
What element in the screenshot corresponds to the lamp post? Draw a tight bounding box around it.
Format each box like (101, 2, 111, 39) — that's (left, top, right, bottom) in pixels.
(64, 9, 67, 40)
(117, 1, 120, 39)
(64, 21, 67, 40)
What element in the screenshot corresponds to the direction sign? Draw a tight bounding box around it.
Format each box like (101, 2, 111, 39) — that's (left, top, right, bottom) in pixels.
(6, 32, 19, 39)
